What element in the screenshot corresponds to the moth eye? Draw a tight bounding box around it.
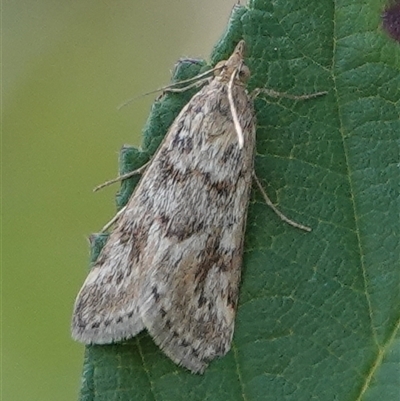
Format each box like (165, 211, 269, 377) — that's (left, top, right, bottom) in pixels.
(238, 66, 250, 81)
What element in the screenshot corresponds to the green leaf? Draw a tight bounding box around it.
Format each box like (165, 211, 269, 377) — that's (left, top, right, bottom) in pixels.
(77, 1, 400, 400)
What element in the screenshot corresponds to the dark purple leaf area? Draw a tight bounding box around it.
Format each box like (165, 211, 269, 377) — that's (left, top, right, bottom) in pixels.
(383, 1, 400, 42)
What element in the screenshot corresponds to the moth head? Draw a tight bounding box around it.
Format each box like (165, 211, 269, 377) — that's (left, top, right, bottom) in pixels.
(214, 40, 250, 85)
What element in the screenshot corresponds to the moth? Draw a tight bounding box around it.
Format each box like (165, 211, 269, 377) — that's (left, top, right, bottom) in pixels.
(72, 40, 318, 373)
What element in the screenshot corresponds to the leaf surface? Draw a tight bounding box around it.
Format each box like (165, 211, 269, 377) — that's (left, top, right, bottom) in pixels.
(78, 1, 400, 400)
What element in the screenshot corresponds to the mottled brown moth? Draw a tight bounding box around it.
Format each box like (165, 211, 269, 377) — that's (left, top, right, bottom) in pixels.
(72, 40, 324, 373)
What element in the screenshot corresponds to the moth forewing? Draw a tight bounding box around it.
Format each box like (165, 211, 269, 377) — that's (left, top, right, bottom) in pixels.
(72, 40, 256, 373)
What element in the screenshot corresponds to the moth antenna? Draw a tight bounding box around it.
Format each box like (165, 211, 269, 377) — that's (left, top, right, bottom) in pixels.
(228, 68, 244, 149)
(163, 77, 210, 93)
(117, 65, 223, 110)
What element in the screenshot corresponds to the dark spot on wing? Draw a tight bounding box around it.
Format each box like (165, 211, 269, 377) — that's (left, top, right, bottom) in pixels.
(158, 149, 189, 183)
(119, 229, 131, 245)
(158, 213, 170, 225)
(194, 233, 224, 290)
(128, 225, 149, 263)
(227, 287, 238, 309)
(171, 129, 193, 153)
(166, 220, 205, 241)
(198, 293, 207, 307)
(221, 143, 236, 163)
(152, 286, 160, 302)
(209, 179, 232, 198)
(115, 272, 125, 286)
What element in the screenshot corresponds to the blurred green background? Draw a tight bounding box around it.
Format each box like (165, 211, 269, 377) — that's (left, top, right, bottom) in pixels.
(3, 1, 233, 399)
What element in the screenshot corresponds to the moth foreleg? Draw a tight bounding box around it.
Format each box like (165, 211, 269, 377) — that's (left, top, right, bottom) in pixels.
(100, 206, 127, 232)
(93, 162, 149, 192)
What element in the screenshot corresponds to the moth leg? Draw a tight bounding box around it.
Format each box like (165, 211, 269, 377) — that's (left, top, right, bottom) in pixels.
(100, 205, 127, 232)
(251, 88, 327, 101)
(253, 173, 311, 232)
(93, 162, 149, 192)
